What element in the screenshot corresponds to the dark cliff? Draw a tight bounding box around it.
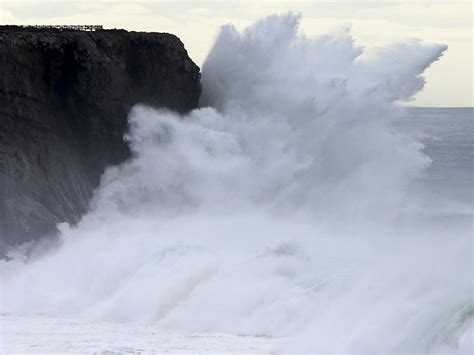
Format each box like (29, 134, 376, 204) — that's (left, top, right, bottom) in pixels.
(0, 26, 201, 255)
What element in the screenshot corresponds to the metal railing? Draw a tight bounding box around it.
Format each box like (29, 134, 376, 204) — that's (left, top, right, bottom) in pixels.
(20, 25, 103, 31)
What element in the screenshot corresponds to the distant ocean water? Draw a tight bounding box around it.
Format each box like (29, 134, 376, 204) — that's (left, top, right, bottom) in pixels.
(401, 107, 473, 215)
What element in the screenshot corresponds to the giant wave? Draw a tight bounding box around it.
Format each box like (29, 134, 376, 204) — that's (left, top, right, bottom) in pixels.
(1, 14, 472, 353)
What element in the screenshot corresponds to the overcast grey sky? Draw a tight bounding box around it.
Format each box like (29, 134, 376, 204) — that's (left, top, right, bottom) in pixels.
(1, 0, 472, 107)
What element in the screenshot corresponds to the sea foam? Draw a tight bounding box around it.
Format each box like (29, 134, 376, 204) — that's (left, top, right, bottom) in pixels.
(2, 13, 471, 353)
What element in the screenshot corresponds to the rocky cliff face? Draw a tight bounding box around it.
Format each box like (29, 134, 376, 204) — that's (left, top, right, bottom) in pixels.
(0, 26, 201, 255)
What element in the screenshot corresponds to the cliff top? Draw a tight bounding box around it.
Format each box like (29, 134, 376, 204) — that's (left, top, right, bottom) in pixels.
(0, 25, 177, 38)
(0, 25, 193, 58)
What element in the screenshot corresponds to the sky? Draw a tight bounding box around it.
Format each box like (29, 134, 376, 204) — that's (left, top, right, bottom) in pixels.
(1, 0, 472, 107)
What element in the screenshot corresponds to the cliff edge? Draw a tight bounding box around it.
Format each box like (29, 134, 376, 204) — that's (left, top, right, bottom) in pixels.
(0, 26, 201, 254)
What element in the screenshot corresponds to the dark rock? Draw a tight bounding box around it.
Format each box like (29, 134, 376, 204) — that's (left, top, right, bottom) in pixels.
(0, 26, 201, 255)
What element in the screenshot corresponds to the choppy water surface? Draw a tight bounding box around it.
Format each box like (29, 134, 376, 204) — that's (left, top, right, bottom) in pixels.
(403, 107, 473, 209)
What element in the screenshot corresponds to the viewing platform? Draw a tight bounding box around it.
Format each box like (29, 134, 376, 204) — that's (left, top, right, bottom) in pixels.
(18, 25, 104, 31)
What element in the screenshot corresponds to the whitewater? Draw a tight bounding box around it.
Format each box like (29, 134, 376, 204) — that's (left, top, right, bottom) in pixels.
(1, 14, 472, 353)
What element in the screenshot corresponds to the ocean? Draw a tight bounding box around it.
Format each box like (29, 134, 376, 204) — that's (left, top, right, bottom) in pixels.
(1, 14, 472, 354)
(403, 107, 473, 211)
